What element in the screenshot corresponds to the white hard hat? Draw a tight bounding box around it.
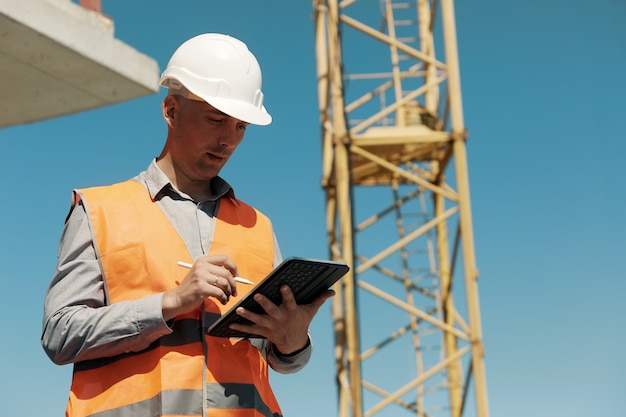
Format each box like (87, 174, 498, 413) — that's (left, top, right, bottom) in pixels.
(159, 33, 272, 126)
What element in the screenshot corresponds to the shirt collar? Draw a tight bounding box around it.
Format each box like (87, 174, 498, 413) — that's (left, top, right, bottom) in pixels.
(142, 159, 235, 202)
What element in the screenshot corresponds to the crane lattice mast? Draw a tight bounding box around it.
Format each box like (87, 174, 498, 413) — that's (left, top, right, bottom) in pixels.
(313, 1, 489, 416)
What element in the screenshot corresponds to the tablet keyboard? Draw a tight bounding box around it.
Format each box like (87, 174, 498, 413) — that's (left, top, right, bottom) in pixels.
(261, 259, 327, 306)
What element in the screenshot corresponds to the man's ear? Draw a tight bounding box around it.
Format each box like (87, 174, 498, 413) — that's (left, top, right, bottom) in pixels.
(162, 95, 178, 125)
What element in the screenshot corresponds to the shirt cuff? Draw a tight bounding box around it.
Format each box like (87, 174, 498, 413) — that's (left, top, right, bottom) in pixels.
(274, 337, 311, 357)
(136, 293, 173, 340)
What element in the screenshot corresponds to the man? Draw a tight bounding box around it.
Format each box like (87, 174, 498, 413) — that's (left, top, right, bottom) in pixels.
(41, 33, 334, 417)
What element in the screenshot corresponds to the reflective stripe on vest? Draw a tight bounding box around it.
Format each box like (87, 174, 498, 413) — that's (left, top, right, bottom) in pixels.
(68, 180, 280, 417)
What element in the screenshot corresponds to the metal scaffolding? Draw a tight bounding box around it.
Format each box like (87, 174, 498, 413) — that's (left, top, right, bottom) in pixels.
(313, 1, 489, 416)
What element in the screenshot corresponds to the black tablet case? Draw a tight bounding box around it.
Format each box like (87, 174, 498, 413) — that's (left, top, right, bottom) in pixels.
(207, 257, 349, 338)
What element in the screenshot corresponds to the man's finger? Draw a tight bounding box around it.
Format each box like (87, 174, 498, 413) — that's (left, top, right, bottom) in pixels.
(279, 285, 298, 309)
(252, 293, 281, 316)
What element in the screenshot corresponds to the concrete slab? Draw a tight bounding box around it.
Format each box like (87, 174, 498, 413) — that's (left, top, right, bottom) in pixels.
(0, 0, 160, 128)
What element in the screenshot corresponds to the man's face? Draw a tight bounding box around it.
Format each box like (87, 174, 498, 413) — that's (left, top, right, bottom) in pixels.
(167, 96, 249, 182)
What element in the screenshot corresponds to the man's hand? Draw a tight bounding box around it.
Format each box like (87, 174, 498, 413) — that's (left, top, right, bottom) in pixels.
(162, 255, 239, 321)
(229, 284, 336, 355)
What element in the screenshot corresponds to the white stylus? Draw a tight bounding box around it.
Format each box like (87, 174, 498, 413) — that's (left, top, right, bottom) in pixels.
(176, 261, 255, 285)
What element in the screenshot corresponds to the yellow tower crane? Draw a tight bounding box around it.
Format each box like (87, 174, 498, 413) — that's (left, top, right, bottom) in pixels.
(313, 1, 489, 417)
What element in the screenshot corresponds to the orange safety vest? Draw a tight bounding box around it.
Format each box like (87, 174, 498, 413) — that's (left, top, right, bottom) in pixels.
(66, 180, 281, 417)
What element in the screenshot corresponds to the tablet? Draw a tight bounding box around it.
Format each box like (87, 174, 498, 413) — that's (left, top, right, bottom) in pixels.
(207, 257, 350, 338)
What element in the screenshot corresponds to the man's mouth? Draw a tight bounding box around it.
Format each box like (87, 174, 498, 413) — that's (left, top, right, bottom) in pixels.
(207, 152, 226, 162)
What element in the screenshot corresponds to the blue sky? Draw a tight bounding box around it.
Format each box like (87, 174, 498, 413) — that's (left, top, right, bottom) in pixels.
(1, 1, 625, 416)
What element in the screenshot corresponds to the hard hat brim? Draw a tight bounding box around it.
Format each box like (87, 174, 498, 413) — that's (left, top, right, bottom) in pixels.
(159, 76, 272, 126)
(200, 95, 272, 126)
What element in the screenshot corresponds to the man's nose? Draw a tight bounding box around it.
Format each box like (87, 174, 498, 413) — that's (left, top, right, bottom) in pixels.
(219, 121, 243, 148)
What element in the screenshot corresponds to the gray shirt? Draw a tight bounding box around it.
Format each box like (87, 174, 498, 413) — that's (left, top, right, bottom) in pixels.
(41, 159, 311, 373)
